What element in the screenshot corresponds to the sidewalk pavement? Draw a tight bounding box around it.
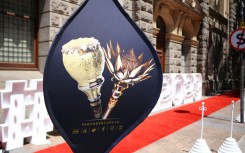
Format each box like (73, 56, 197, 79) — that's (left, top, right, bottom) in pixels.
(239, 135, 245, 152)
(6, 99, 245, 153)
(135, 100, 245, 153)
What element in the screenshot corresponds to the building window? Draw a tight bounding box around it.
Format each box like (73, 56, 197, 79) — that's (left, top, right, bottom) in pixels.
(0, 0, 37, 69)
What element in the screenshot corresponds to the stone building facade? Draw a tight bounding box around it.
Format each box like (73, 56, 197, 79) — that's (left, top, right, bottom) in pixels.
(153, 0, 203, 74)
(198, 0, 238, 95)
(38, 0, 156, 72)
(0, 0, 240, 95)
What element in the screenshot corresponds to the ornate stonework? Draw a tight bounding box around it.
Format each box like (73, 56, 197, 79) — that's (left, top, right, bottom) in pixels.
(153, 0, 203, 73)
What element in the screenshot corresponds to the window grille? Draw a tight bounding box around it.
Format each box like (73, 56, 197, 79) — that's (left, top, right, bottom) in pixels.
(0, 0, 36, 66)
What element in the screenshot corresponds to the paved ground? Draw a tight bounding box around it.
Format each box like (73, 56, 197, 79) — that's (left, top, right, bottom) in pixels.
(3, 99, 245, 153)
(135, 101, 245, 153)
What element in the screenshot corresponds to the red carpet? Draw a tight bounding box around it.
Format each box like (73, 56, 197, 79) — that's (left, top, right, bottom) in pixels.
(35, 91, 240, 153)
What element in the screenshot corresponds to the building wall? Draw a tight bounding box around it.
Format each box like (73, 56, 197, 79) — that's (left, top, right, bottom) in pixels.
(37, 0, 238, 95)
(198, 0, 238, 95)
(38, 0, 84, 73)
(38, 0, 154, 73)
(153, 0, 202, 73)
(228, 0, 239, 90)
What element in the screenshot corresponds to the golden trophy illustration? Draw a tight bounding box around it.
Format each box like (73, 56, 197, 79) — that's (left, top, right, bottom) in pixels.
(102, 41, 154, 119)
(61, 37, 105, 119)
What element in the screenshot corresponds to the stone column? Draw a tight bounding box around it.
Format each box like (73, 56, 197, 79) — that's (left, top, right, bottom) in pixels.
(119, 0, 154, 45)
(133, 0, 154, 45)
(152, 26, 160, 49)
(165, 34, 184, 73)
(228, 0, 238, 88)
(182, 40, 198, 73)
(198, 0, 209, 95)
(119, 0, 134, 18)
(38, 0, 85, 73)
(229, 0, 237, 30)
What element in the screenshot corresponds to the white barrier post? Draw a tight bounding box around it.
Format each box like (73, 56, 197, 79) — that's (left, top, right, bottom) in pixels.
(218, 101, 242, 153)
(189, 102, 211, 153)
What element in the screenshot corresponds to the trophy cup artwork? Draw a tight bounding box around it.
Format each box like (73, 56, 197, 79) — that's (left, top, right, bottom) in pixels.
(61, 37, 105, 119)
(102, 41, 155, 119)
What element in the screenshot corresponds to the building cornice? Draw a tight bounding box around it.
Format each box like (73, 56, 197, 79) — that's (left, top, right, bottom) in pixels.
(183, 39, 199, 47)
(166, 33, 185, 43)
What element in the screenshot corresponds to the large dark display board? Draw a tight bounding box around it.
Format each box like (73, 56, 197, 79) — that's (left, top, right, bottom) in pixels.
(43, 0, 162, 152)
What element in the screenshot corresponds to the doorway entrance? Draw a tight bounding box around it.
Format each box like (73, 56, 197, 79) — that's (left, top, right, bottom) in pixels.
(156, 16, 166, 72)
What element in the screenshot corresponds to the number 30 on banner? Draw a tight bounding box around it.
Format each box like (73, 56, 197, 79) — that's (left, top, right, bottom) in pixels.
(229, 28, 245, 51)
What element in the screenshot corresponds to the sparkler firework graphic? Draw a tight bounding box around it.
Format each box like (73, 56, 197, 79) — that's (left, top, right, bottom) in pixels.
(102, 41, 154, 119)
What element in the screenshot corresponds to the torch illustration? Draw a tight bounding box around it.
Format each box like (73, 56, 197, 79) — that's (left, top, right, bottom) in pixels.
(102, 41, 155, 119)
(61, 37, 105, 119)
